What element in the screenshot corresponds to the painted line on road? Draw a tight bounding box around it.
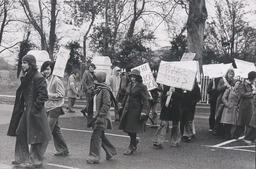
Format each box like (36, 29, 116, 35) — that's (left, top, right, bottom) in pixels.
(204, 145, 255, 153)
(210, 136, 244, 148)
(0, 163, 12, 169)
(48, 163, 80, 169)
(222, 145, 255, 149)
(61, 127, 130, 138)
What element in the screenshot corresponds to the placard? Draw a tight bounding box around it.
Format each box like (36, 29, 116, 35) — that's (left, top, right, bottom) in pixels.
(234, 59, 255, 78)
(203, 63, 233, 78)
(132, 63, 158, 90)
(156, 61, 198, 91)
(52, 47, 70, 77)
(180, 52, 196, 61)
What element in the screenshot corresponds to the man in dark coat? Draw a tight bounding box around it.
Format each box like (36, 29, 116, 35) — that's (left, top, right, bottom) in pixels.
(7, 54, 51, 168)
(207, 78, 220, 131)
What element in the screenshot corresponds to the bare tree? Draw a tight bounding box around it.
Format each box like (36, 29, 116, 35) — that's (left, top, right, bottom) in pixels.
(0, 0, 11, 45)
(186, 0, 207, 72)
(19, 0, 57, 61)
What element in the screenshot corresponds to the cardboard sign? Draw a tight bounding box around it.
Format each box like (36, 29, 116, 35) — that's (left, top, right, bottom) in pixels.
(203, 63, 233, 78)
(52, 47, 70, 77)
(234, 59, 255, 78)
(156, 61, 198, 91)
(180, 53, 196, 61)
(132, 63, 158, 90)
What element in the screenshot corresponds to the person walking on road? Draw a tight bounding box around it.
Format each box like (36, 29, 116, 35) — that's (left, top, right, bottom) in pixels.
(7, 54, 51, 168)
(41, 61, 69, 157)
(207, 77, 221, 132)
(87, 71, 117, 164)
(81, 63, 96, 120)
(67, 70, 80, 113)
(235, 71, 256, 140)
(214, 69, 235, 137)
(119, 69, 149, 155)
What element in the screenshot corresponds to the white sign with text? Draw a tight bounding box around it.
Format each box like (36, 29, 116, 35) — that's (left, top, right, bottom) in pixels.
(52, 48, 70, 77)
(156, 61, 198, 91)
(132, 63, 158, 90)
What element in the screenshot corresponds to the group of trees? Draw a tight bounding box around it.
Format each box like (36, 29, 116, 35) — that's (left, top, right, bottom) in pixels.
(1, 0, 255, 74)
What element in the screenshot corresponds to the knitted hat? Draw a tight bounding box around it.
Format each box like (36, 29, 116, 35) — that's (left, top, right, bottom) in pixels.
(22, 54, 37, 67)
(130, 69, 141, 77)
(95, 71, 106, 83)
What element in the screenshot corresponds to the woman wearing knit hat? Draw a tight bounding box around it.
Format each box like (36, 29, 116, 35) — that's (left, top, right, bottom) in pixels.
(87, 71, 117, 164)
(119, 69, 150, 155)
(7, 54, 51, 168)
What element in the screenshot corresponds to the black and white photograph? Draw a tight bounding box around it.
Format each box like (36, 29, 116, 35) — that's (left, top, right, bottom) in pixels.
(0, 0, 255, 168)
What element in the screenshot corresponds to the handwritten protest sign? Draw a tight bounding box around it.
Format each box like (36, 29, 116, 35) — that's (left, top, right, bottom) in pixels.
(52, 47, 70, 77)
(156, 61, 198, 91)
(203, 63, 233, 78)
(234, 59, 255, 78)
(181, 53, 196, 61)
(132, 63, 158, 90)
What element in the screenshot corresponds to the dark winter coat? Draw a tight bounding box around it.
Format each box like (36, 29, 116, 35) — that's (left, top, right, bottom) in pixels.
(179, 83, 201, 121)
(207, 78, 220, 104)
(119, 82, 149, 133)
(237, 81, 254, 126)
(7, 69, 51, 144)
(159, 86, 183, 122)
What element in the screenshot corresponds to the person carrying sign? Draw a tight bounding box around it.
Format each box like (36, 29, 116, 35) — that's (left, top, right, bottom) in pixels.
(180, 81, 201, 142)
(41, 61, 69, 157)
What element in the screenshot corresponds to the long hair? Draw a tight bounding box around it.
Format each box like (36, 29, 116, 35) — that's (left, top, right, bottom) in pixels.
(41, 61, 54, 74)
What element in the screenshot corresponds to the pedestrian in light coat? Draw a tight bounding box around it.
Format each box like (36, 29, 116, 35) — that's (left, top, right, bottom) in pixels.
(221, 80, 242, 138)
(119, 69, 149, 155)
(7, 54, 51, 168)
(41, 61, 69, 157)
(67, 70, 80, 113)
(87, 71, 117, 164)
(214, 69, 235, 136)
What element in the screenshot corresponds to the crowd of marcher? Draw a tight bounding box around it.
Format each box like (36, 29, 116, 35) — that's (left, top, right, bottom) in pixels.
(207, 69, 256, 144)
(7, 54, 256, 168)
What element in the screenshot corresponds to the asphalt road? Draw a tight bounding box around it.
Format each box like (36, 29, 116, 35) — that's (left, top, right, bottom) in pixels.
(0, 104, 255, 169)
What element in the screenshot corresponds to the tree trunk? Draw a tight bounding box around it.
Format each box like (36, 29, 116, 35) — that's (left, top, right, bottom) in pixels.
(187, 0, 207, 73)
(0, 0, 7, 45)
(48, 0, 57, 61)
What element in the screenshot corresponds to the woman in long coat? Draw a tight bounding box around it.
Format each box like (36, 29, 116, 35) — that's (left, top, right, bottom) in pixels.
(180, 81, 201, 142)
(119, 69, 149, 155)
(234, 71, 256, 139)
(221, 80, 241, 138)
(7, 55, 51, 168)
(214, 69, 235, 136)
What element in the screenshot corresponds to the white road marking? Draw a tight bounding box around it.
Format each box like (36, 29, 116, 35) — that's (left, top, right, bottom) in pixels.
(48, 163, 80, 169)
(203, 136, 255, 153)
(0, 163, 12, 169)
(204, 146, 255, 153)
(61, 128, 130, 138)
(222, 145, 255, 149)
(210, 136, 244, 148)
